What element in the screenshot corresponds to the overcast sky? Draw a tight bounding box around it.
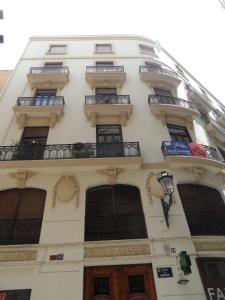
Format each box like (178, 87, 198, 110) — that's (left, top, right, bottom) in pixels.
(0, 0, 224, 102)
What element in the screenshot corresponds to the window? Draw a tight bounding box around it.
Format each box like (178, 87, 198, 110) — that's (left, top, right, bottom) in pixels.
(177, 184, 225, 235)
(139, 44, 155, 55)
(44, 62, 63, 67)
(85, 185, 147, 241)
(0, 189, 46, 245)
(167, 124, 192, 142)
(154, 88, 173, 96)
(48, 45, 66, 54)
(35, 89, 57, 97)
(95, 44, 112, 53)
(95, 61, 114, 66)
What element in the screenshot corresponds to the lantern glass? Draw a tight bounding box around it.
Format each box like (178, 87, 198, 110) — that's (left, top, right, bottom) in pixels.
(158, 171, 174, 195)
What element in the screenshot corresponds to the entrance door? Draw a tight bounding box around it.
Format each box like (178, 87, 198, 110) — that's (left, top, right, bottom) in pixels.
(96, 125, 124, 157)
(84, 264, 157, 300)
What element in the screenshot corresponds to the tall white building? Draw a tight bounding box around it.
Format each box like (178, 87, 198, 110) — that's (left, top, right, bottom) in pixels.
(0, 35, 224, 300)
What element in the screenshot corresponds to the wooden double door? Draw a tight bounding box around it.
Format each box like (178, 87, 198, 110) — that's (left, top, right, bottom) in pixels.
(84, 264, 157, 300)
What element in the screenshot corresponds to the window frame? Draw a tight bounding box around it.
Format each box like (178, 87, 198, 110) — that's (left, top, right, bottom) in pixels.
(95, 43, 113, 54)
(167, 124, 192, 142)
(47, 44, 67, 55)
(139, 44, 155, 55)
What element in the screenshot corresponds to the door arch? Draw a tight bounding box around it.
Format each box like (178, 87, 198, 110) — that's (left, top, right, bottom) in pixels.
(85, 184, 147, 241)
(0, 188, 46, 245)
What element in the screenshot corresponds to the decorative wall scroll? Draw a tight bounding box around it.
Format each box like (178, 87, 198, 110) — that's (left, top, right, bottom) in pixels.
(52, 175, 79, 208)
(9, 170, 37, 188)
(182, 165, 206, 180)
(97, 167, 124, 184)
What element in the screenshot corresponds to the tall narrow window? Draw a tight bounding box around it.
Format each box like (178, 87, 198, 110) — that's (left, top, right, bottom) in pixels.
(85, 185, 147, 241)
(167, 124, 192, 142)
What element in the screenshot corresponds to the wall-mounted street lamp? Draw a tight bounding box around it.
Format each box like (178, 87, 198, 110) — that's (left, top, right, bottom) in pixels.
(157, 171, 174, 227)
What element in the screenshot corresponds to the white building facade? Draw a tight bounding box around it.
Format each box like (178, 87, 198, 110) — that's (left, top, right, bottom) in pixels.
(0, 35, 224, 300)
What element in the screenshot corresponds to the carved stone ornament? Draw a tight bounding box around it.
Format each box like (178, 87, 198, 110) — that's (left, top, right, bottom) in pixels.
(97, 167, 124, 184)
(194, 241, 225, 252)
(0, 250, 37, 262)
(52, 175, 79, 208)
(182, 165, 206, 180)
(9, 170, 37, 188)
(145, 172, 164, 203)
(84, 244, 151, 258)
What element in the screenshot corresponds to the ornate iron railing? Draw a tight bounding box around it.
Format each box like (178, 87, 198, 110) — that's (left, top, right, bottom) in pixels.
(85, 95, 130, 105)
(186, 211, 225, 236)
(17, 96, 65, 107)
(161, 141, 221, 162)
(148, 95, 198, 111)
(202, 114, 225, 133)
(0, 218, 42, 245)
(139, 65, 178, 79)
(86, 66, 124, 73)
(0, 290, 31, 300)
(29, 66, 69, 74)
(0, 142, 141, 161)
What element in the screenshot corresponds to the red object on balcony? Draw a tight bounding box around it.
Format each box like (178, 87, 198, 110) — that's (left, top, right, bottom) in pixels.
(189, 143, 207, 158)
(0, 294, 6, 300)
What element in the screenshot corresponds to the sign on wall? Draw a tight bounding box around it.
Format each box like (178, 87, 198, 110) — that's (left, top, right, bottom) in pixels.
(163, 141, 192, 156)
(156, 267, 173, 278)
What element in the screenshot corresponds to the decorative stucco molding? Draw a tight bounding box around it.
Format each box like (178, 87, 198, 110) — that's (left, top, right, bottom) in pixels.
(145, 172, 154, 204)
(194, 242, 225, 252)
(145, 171, 164, 202)
(9, 170, 37, 188)
(16, 113, 63, 129)
(0, 250, 37, 262)
(84, 244, 151, 258)
(97, 167, 124, 184)
(52, 175, 79, 208)
(182, 165, 206, 180)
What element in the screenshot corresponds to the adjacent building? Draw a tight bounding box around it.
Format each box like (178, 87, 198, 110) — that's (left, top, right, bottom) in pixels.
(0, 35, 224, 300)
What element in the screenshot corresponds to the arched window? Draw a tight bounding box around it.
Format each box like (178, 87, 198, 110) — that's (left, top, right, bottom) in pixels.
(85, 185, 147, 241)
(0, 188, 46, 245)
(177, 184, 225, 235)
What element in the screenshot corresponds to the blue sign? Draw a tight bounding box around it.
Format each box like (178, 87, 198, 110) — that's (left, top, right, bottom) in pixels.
(163, 141, 192, 156)
(157, 267, 173, 278)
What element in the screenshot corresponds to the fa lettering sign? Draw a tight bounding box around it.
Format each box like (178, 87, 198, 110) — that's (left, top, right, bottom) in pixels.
(208, 288, 225, 300)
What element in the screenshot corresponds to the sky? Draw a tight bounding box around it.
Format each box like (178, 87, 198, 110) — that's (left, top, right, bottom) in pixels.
(0, 0, 224, 102)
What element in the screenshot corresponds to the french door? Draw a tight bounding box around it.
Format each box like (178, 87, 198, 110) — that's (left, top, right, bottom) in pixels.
(96, 125, 124, 157)
(84, 264, 157, 300)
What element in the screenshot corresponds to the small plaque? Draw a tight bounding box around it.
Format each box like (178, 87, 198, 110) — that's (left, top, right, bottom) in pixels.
(157, 267, 173, 278)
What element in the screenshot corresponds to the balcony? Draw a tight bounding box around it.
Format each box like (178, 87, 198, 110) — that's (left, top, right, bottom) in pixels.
(0, 218, 42, 245)
(185, 84, 212, 113)
(27, 66, 69, 89)
(0, 290, 31, 300)
(211, 109, 225, 127)
(139, 65, 180, 88)
(148, 94, 200, 128)
(85, 66, 126, 88)
(84, 95, 132, 126)
(0, 142, 142, 169)
(161, 141, 224, 171)
(13, 96, 65, 128)
(202, 114, 225, 146)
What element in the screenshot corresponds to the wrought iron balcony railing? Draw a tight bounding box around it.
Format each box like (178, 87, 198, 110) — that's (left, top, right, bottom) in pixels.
(85, 95, 130, 105)
(0, 218, 42, 245)
(29, 66, 69, 75)
(86, 66, 124, 73)
(148, 94, 198, 111)
(161, 141, 221, 162)
(17, 96, 65, 107)
(0, 142, 141, 161)
(202, 114, 225, 133)
(139, 65, 178, 79)
(0, 290, 31, 300)
(186, 211, 225, 236)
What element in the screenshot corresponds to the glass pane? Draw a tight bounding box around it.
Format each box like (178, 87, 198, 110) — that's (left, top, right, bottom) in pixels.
(128, 275, 145, 293)
(94, 277, 110, 296)
(0, 189, 20, 219)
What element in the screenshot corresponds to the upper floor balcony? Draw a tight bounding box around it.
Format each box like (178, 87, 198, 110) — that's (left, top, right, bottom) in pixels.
(0, 142, 142, 169)
(85, 66, 126, 88)
(84, 94, 133, 126)
(27, 66, 69, 90)
(202, 114, 225, 146)
(148, 94, 200, 128)
(139, 65, 181, 88)
(185, 84, 212, 113)
(211, 109, 225, 127)
(13, 96, 65, 128)
(161, 141, 224, 171)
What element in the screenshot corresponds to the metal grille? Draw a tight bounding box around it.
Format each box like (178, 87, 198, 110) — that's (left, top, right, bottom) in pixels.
(17, 96, 65, 107)
(85, 95, 130, 105)
(86, 66, 124, 72)
(0, 290, 31, 300)
(139, 65, 178, 78)
(29, 66, 69, 74)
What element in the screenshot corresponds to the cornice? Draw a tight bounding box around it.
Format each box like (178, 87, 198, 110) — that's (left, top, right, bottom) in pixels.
(29, 34, 155, 44)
